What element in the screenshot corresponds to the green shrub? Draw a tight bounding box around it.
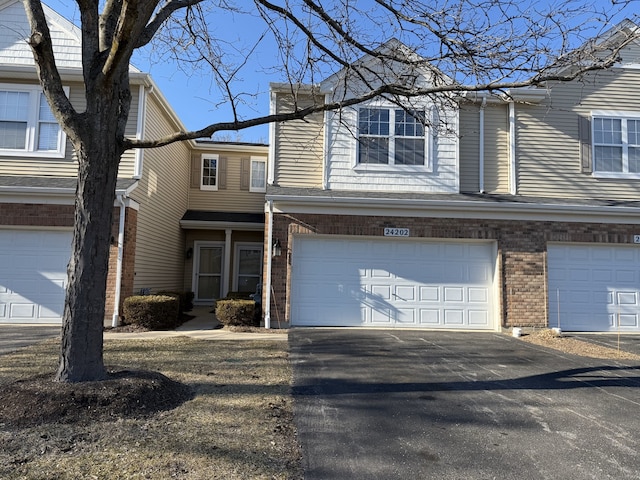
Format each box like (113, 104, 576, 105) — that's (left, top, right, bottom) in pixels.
(123, 295, 180, 329)
(156, 290, 194, 313)
(215, 299, 259, 327)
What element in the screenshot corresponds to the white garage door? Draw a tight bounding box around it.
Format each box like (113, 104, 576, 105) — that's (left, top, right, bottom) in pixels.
(0, 229, 71, 324)
(290, 236, 496, 329)
(548, 244, 640, 332)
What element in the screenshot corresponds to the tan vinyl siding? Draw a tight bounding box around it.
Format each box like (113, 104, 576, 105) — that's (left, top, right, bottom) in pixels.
(118, 86, 140, 178)
(131, 94, 190, 293)
(274, 92, 324, 187)
(459, 102, 509, 194)
(0, 81, 139, 179)
(517, 67, 640, 199)
(188, 149, 267, 213)
(484, 103, 510, 193)
(459, 103, 480, 192)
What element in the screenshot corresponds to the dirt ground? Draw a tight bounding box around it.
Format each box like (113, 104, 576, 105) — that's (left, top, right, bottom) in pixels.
(518, 329, 640, 361)
(0, 337, 302, 480)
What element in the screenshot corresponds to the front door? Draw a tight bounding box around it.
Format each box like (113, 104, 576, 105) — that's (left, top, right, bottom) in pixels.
(194, 242, 224, 303)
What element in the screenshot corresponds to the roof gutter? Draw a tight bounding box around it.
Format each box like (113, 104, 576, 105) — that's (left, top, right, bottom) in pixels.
(265, 193, 640, 222)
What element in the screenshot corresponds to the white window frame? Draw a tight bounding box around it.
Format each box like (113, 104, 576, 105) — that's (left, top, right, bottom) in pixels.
(249, 156, 267, 192)
(0, 83, 68, 158)
(200, 153, 219, 191)
(592, 110, 640, 179)
(353, 101, 433, 173)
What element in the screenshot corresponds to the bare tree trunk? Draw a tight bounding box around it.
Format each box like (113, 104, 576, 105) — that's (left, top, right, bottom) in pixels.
(55, 84, 129, 383)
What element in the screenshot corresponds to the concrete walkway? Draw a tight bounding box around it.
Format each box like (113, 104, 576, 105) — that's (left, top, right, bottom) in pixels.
(103, 305, 287, 341)
(0, 307, 286, 355)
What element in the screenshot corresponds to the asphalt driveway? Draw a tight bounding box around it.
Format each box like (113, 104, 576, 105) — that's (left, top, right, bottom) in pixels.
(0, 325, 60, 354)
(290, 329, 640, 480)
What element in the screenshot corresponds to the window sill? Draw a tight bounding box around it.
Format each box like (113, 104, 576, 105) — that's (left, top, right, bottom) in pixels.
(0, 149, 66, 159)
(353, 164, 432, 174)
(593, 172, 640, 180)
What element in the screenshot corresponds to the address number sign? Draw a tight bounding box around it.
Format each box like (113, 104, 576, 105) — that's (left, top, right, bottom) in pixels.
(384, 228, 410, 237)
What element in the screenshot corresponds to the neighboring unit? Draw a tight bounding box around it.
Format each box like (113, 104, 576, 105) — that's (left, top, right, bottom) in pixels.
(263, 21, 640, 333)
(0, 0, 268, 324)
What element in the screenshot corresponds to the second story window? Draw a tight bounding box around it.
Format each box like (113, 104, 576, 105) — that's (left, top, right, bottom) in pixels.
(593, 115, 640, 174)
(201, 154, 218, 190)
(358, 107, 426, 166)
(0, 84, 66, 157)
(250, 157, 267, 192)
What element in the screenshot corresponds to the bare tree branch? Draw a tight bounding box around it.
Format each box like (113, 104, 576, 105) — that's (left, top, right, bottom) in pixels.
(21, 0, 79, 136)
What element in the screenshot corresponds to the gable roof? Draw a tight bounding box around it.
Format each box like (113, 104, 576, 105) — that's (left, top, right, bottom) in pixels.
(0, 0, 140, 72)
(319, 38, 448, 100)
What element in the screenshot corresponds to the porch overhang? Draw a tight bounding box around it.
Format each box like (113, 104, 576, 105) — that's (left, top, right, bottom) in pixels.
(179, 210, 265, 231)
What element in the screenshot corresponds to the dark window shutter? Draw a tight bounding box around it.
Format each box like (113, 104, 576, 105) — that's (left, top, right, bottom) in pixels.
(240, 157, 250, 190)
(578, 116, 592, 174)
(191, 155, 201, 188)
(218, 157, 227, 189)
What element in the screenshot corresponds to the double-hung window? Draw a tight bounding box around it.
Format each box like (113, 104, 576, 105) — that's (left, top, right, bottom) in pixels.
(358, 107, 426, 166)
(249, 156, 267, 192)
(0, 84, 66, 157)
(201, 154, 218, 190)
(593, 114, 640, 175)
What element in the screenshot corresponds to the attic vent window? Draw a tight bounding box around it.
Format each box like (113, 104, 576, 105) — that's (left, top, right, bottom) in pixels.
(357, 107, 426, 166)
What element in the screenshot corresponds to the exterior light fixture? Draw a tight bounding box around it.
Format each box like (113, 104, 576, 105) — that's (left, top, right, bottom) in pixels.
(272, 239, 282, 258)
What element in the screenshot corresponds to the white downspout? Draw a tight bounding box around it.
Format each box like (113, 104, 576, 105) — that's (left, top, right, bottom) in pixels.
(112, 194, 126, 327)
(263, 200, 274, 329)
(479, 96, 486, 193)
(509, 101, 517, 195)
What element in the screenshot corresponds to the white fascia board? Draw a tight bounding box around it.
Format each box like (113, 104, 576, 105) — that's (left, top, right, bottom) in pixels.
(0, 66, 151, 84)
(196, 142, 269, 155)
(266, 194, 640, 224)
(0, 180, 138, 204)
(179, 220, 265, 231)
(503, 88, 548, 103)
(0, 192, 75, 204)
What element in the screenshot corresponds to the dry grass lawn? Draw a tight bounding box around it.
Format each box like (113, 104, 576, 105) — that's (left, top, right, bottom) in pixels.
(0, 337, 302, 480)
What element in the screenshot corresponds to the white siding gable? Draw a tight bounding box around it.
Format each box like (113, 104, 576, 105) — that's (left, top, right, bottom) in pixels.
(325, 102, 459, 193)
(0, 1, 82, 68)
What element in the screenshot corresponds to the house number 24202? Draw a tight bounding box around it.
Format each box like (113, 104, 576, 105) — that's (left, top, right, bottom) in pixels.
(384, 228, 410, 237)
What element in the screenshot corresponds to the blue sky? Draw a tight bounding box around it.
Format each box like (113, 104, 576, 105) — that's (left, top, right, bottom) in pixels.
(43, 1, 637, 143)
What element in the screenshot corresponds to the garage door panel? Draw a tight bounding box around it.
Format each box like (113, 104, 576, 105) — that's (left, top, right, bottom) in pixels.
(619, 314, 639, 328)
(616, 270, 637, 283)
(469, 310, 489, 326)
(468, 288, 488, 303)
(419, 286, 439, 302)
(444, 310, 464, 325)
(396, 308, 416, 325)
(420, 309, 440, 325)
(395, 285, 415, 301)
(291, 237, 495, 329)
(444, 287, 464, 302)
(618, 292, 638, 305)
(548, 244, 640, 332)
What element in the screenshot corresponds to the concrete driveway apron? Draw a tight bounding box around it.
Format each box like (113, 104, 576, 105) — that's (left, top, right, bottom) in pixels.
(290, 329, 640, 480)
(0, 325, 60, 355)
